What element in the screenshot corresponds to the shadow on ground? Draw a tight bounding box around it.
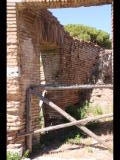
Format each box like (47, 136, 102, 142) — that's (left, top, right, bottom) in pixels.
(30, 120, 113, 159)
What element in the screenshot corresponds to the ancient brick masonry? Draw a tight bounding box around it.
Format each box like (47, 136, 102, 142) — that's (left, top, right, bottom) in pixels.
(7, 5, 64, 151)
(11, 0, 112, 8)
(44, 38, 101, 125)
(7, 2, 112, 153)
(7, 2, 25, 153)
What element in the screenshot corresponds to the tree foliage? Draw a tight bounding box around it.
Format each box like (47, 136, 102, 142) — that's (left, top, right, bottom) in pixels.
(64, 24, 111, 49)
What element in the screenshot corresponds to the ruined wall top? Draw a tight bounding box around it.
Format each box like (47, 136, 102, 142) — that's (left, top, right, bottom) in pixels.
(8, 0, 112, 8)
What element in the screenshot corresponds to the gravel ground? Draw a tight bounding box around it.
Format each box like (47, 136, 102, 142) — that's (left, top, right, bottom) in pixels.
(32, 134, 113, 160)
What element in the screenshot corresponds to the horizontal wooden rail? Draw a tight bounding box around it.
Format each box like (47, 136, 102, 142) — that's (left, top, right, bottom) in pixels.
(17, 113, 113, 137)
(31, 84, 113, 91)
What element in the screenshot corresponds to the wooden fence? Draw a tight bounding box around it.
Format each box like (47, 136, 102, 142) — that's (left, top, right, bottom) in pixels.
(17, 84, 113, 152)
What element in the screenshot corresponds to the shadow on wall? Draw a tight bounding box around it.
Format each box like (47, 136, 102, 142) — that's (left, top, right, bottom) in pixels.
(40, 48, 61, 84)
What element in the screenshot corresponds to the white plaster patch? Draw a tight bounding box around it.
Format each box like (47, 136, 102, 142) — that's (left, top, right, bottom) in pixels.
(7, 67, 20, 77)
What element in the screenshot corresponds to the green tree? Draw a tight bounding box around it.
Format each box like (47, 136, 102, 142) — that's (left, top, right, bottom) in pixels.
(64, 24, 111, 49)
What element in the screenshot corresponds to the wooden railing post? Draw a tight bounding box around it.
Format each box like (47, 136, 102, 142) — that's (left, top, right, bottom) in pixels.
(26, 88, 32, 152)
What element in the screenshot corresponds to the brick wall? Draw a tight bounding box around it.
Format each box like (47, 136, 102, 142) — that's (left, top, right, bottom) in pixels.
(35, 9, 101, 126)
(7, 2, 25, 153)
(43, 40, 101, 126)
(17, 8, 42, 145)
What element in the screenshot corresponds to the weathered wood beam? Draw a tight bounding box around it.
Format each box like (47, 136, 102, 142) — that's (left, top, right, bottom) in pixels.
(31, 84, 113, 91)
(26, 89, 32, 152)
(17, 113, 113, 137)
(35, 94, 112, 151)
